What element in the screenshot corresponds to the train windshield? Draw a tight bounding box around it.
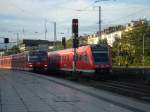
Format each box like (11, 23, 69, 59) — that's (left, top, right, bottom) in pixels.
(28, 51, 47, 62)
(91, 45, 109, 64)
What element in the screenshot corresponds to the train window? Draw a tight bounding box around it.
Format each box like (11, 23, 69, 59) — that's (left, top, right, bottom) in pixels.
(63, 56, 65, 61)
(65, 56, 67, 61)
(84, 54, 89, 63)
(56, 56, 58, 62)
(56, 56, 58, 61)
(60, 56, 61, 61)
(92, 51, 108, 64)
(62, 56, 63, 61)
(79, 55, 82, 61)
(55, 56, 57, 62)
(57, 56, 59, 62)
(76, 54, 78, 61)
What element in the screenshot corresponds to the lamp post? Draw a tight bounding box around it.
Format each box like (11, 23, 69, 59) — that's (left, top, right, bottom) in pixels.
(94, 0, 114, 42)
(142, 33, 145, 74)
(142, 23, 148, 75)
(16, 33, 19, 46)
(44, 20, 57, 50)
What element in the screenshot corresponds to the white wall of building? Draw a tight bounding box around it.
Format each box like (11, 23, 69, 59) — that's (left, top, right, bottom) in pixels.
(102, 31, 122, 46)
(87, 31, 122, 46)
(87, 34, 99, 45)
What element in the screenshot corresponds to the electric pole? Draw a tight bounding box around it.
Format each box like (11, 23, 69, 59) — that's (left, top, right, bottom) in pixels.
(44, 20, 47, 40)
(99, 6, 101, 40)
(95, 0, 114, 41)
(142, 33, 145, 74)
(54, 22, 57, 49)
(72, 19, 79, 74)
(17, 33, 19, 46)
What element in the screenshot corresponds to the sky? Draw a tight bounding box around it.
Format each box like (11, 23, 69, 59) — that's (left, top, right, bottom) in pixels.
(0, 0, 150, 46)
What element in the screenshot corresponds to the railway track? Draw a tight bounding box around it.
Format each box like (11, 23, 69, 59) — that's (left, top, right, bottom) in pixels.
(34, 70, 150, 103)
(76, 79, 150, 103)
(15, 70, 150, 112)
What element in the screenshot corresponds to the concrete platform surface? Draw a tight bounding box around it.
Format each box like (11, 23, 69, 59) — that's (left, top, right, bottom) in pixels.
(0, 70, 150, 112)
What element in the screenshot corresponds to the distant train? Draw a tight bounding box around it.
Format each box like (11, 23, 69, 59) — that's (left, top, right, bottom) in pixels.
(0, 50, 48, 71)
(48, 44, 112, 75)
(0, 44, 112, 76)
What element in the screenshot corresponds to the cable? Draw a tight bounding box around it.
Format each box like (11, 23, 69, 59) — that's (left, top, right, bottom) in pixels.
(102, 7, 150, 26)
(1, 1, 150, 37)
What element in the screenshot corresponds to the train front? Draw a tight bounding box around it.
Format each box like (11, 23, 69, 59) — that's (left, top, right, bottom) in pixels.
(27, 51, 48, 71)
(91, 45, 112, 74)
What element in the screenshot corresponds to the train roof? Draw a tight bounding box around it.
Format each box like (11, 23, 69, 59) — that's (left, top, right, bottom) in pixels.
(48, 44, 109, 55)
(48, 45, 90, 55)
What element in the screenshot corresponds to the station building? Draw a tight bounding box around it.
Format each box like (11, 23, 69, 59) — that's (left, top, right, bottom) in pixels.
(19, 39, 61, 52)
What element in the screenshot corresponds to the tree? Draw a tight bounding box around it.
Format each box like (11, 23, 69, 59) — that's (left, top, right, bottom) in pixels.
(5, 45, 20, 55)
(112, 20, 150, 66)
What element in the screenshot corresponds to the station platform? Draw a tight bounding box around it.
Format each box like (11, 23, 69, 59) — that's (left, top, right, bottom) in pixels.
(0, 70, 150, 112)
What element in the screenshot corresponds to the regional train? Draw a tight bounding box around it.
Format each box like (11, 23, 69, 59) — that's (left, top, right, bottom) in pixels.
(0, 44, 112, 76)
(0, 50, 48, 71)
(48, 44, 112, 75)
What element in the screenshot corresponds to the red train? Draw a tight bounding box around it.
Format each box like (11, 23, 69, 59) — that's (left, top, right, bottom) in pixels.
(0, 44, 112, 77)
(48, 44, 112, 75)
(0, 51, 48, 71)
(0, 55, 12, 69)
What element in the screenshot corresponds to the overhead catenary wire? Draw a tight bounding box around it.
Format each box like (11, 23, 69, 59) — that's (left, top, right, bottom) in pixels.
(0, 1, 150, 38)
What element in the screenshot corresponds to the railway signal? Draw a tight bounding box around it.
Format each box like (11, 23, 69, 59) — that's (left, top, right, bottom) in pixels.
(73, 39, 79, 48)
(72, 19, 78, 38)
(62, 37, 66, 49)
(72, 19, 79, 48)
(4, 38, 9, 52)
(4, 38, 9, 43)
(72, 19, 79, 75)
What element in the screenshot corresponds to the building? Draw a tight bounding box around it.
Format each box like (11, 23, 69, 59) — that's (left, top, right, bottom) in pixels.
(79, 35, 88, 46)
(0, 51, 4, 56)
(19, 39, 60, 52)
(87, 25, 124, 46)
(101, 30, 122, 46)
(87, 34, 99, 45)
(87, 19, 150, 46)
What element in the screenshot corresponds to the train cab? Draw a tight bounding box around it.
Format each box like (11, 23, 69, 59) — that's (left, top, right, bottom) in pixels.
(90, 44, 112, 73)
(27, 51, 48, 71)
(48, 44, 112, 76)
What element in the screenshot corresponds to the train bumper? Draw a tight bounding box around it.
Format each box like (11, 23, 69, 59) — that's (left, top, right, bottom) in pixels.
(95, 65, 111, 74)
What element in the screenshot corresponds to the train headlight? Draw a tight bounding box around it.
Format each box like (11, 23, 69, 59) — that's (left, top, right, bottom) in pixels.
(106, 65, 110, 67)
(44, 64, 47, 67)
(29, 64, 33, 67)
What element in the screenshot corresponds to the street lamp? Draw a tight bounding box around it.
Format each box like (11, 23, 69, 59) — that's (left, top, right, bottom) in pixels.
(142, 23, 149, 74)
(94, 0, 114, 42)
(142, 33, 145, 74)
(44, 20, 57, 49)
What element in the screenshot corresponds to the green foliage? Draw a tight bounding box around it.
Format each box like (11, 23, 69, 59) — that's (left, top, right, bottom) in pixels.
(98, 38, 108, 44)
(55, 38, 73, 50)
(145, 56, 150, 66)
(5, 45, 20, 55)
(66, 38, 73, 48)
(112, 21, 150, 66)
